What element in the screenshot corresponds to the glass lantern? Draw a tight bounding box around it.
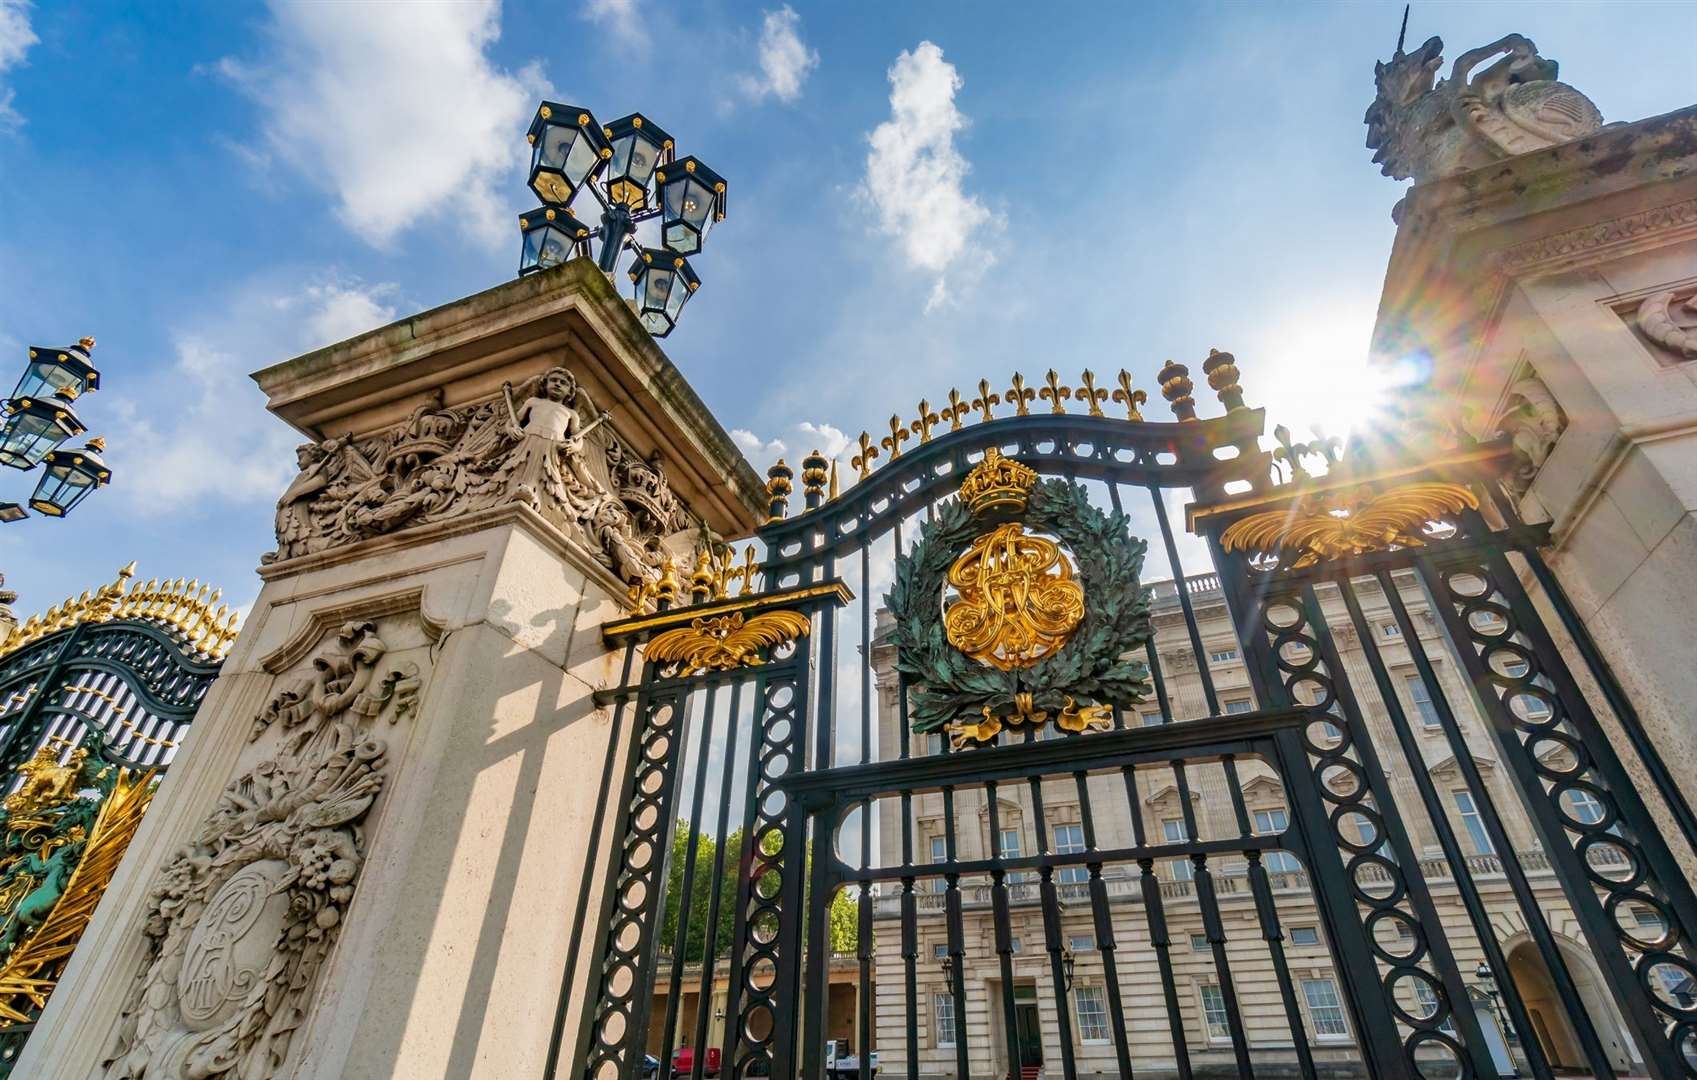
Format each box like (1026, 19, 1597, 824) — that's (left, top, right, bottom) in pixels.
(14, 338, 99, 401)
(602, 113, 673, 210)
(657, 157, 726, 256)
(30, 438, 110, 517)
(518, 207, 591, 275)
(0, 392, 85, 470)
(627, 248, 700, 338)
(527, 102, 611, 207)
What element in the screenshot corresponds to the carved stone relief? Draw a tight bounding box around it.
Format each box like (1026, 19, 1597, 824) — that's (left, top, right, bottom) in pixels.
(1366, 33, 1603, 188)
(1495, 368, 1567, 497)
(266, 365, 701, 590)
(102, 621, 418, 1078)
(1626, 289, 1697, 363)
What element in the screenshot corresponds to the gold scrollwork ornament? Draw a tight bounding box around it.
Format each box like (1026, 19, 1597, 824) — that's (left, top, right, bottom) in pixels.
(943, 522, 1084, 671)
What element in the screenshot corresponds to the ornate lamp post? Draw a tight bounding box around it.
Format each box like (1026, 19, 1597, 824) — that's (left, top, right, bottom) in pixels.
(515, 101, 728, 338)
(0, 338, 112, 522)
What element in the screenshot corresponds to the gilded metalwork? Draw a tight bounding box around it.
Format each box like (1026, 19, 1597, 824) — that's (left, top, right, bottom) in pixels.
(0, 738, 152, 1030)
(0, 563, 238, 661)
(956, 447, 1039, 517)
(1006, 372, 1035, 417)
(972, 379, 1000, 423)
(1112, 370, 1146, 421)
(645, 609, 811, 676)
(1218, 480, 1479, 568)
(1158, 359, 1197, 422)
(946, 693, 1113, 750)
(1202, 348, 1246, 412)
(851, 431, 879, 480)
(942, 522, 1085, 671)
(910, 400, 940, 444)
(1039, 370, 1071, 414)
(1076, 369, 1108, 417)
(879, 414, 909, 461)
(941, 388, 969, 432)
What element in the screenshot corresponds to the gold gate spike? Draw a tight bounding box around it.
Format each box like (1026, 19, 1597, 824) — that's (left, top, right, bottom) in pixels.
(941, 388, 969, 432)
(1006, 372, 1035, 416)
(1039, 370, 1071, 414)
(1076, 370, 1108, 417)
(972, 379, 1001, 423)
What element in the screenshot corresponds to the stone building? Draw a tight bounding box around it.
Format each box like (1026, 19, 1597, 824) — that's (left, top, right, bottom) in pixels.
(871, 568, 1651, 1077)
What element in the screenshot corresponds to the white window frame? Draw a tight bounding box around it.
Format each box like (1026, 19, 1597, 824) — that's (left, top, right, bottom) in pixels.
(1208, 647, 1239, 663)
(1069, 932, 1097, 952)
(1253, 807, 1301, 873)
(934, 992, 957, 1047)
(1198, 982, 1229, 1042)
(1301, 977, 1351, 1040)
(1054, 823, 1088, 885)
(1453, 790, 1495, 855)
(1289, 925, 1320, 946)
(1405, 673, 1441, 729)
(1164, 818, 1193, 881)
(1224, 699, 1254, 715)
(1074, 985, 1111, 1044)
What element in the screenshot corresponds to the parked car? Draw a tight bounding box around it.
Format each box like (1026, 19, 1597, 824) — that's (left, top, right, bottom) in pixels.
(671, 1045, 721, 1078)
(824, 1039, 878, 1078)
(641, 1055, 660, 1079)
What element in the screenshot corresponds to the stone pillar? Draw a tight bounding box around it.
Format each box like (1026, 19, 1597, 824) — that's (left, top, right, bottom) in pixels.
(20, 262, 764, 1078)
(1367, 46, 1697, 803)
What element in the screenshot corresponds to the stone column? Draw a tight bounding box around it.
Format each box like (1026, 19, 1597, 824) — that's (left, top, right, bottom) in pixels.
(1369, 61, 1697, 804)
(19, 262, 764, 1079)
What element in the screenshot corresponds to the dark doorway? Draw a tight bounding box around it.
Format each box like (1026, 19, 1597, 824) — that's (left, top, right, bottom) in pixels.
(1014, 985, 1043, 1071)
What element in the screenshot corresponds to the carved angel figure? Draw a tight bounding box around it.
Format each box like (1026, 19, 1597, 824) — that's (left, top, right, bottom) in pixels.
(1366, 32, 1603, 188)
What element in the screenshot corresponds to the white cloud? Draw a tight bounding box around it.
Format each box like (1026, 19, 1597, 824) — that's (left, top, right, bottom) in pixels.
(737, 6, 818, 104)
(581, 0, 644, 52)
(0, 0, 39, 131)
(797, 421, 849, 459)
(731, 428, 787, 460)
(216, 1, 547, 250)
(110, 277, 398, 513)
(861, 41, 998, 312)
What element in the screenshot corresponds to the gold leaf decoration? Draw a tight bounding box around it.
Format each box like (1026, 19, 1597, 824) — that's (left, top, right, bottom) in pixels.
(646, 609, 811, 676)
(0, 563, 238, 661)
(1219, 481, 1478, 569)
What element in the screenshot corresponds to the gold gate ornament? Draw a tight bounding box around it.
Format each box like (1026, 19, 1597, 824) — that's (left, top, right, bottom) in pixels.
(1219, 481, 1478, 568)
(943, 521, 1084, 670)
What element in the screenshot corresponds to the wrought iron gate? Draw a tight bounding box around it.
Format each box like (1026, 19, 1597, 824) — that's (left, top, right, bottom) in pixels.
(0, 564, 231, 1071)
(559, 363, 1697, 1080)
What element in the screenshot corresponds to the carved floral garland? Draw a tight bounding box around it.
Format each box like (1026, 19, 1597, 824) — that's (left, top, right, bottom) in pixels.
(103, 622, 419, 1079)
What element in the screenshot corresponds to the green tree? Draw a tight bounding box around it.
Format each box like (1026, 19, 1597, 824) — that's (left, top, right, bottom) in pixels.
(828, 888, 859, 955)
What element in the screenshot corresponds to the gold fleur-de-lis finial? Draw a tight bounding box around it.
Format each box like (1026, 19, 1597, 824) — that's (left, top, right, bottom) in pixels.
(734, 545, 760, 596)
(851, 431, 880, 479)
(1039, 369, 1071, 415)
(1077, 370, 1108, 417)
(910, 399, 941, 444)
(689, 550, 716, 604)
(941, 387, 969, 432)
(1006, 372, 1035, 416)
(881, 414, 910, 460)
(972, 379, 1001, 423)
(1112, 369, 1147, 421)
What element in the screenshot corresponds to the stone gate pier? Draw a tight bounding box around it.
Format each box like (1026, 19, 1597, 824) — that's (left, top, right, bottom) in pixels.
(17, 262, 764, 1078)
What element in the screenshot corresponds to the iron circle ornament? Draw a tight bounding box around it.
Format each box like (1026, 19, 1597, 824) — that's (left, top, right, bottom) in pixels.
(887, 449, 1152, 747)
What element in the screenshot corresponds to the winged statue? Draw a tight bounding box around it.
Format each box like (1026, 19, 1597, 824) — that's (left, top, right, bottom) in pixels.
(1220, 482, 1478, 569)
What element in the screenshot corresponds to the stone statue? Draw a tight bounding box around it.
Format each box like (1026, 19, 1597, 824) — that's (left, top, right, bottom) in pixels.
(0, 574, 17, 644)
(1497, 372, 1567, 496)
(103, 621, 416, 1079)
(262, 363, 704, 592)
(1366, 31, 1603, 188)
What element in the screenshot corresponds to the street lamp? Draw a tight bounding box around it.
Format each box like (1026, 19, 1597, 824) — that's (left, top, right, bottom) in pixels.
(515, 100, 727, 338)
(0, 338, 112, 522)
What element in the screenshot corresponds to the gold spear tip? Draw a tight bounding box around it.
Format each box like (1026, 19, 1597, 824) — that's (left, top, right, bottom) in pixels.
(118, 561, 137, 578)
(79, 337, 95, 350)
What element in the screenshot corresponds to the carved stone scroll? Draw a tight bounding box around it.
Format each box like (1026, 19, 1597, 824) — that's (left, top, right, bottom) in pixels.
(101, 621, 418, 1079)
(265, 365, 702, 591)
(1495, 369, 1567, 497)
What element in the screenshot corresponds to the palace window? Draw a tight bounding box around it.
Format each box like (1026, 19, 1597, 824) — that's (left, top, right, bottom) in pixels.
(931, 835, 948, 892)
(1164, 819, 1193, 881)
(1070, 933, 1097, 952)
(1224, 699, 1253, 715)
(1290, 926, 1320, 946)
(1563, 787, 1609, 828)
(934, 993, 956, 1047)
(1413, 980, 1457, 1034)
(1302, 978, 1350, 1038)
(1405, 674, 1440, 728)
(1209, 647, 1239, 663)
(1381, 622, 1402, 638)
(932, 943, 949, 960)
(1054, 823, 1088, 884)
(1190, 933, 1209, 952)
(1199, 983, 1229, 1040)
(1253, 808, 1302, 873)
(1142, 710, 1166, 727)
(1075, 986, 1111, 1043)
(1453, 791, 1494, 854)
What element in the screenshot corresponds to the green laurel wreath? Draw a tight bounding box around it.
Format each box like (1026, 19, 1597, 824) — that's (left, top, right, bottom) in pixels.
(887, 476, 1154, 735)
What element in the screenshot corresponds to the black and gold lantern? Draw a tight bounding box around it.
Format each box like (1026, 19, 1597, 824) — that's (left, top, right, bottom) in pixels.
(627, 248, 700, 338)
(526, 102, 612, 207)
(15, 338, 99, 401)
(518, 206, 592, 275)
(657, 157, 726, 256)
(602, 113, 673, 210)
(30, 437, 110, 517)
(0, 391, 85, 470)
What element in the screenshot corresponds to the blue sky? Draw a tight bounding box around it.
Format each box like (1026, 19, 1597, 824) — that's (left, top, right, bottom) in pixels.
(0, 0, 1690, 620)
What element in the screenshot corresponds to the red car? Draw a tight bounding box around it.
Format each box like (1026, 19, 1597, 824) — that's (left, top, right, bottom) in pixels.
(671, 1045, 721, 1078)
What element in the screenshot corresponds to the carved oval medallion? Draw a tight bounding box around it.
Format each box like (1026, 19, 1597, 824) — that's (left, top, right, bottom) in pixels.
(177, 858, 292, 1031)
